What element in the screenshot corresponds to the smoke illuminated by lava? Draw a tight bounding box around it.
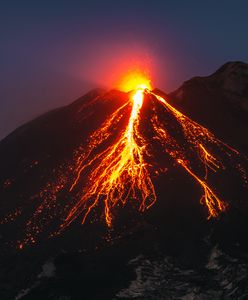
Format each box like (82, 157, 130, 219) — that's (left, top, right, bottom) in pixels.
(1, 74, 247, 250)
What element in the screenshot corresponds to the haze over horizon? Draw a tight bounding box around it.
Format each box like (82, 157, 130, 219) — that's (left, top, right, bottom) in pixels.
(1, 0, 248, 140)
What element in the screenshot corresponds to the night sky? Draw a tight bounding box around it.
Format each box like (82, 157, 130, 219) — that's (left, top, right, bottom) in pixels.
(1, 0, 248, 140)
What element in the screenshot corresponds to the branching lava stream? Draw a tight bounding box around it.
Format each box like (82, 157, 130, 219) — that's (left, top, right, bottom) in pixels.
(62, 88, 156, 230)
(1, 78, 247, 250)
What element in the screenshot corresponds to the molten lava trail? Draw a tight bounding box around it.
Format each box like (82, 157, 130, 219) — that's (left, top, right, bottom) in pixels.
(177, 159, 226, 218)
(62, 89, 156, 229)
(149, 91, 242, 218)
(65, 89, 234, 226)
(3, 85, 247, 249)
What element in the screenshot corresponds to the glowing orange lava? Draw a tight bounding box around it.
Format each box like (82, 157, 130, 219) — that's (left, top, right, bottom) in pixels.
(150, 92, 234, 218)
(63, 87, 156, 229)
(117, 70, 152, 92)
(177, 159, 227, 218)
(6, 75, 247, 250)
(64, 88, 232, 227)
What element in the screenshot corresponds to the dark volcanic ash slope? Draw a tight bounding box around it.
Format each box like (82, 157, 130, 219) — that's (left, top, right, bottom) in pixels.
(169, 61, 248, 152)
(0, 63, 248, 300)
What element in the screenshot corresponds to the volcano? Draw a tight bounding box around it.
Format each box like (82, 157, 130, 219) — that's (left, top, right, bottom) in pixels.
(0, 62, 248, 299)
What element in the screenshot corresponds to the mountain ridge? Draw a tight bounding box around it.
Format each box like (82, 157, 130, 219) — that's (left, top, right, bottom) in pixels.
(169, 61, 248, 153)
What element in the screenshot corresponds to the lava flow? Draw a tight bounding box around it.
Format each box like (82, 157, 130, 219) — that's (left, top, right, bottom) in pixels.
(2, 73, 247, 249)
(64, 86, 238, 228)
(150, 92, 231, 218)
(63, 87, 156, 229)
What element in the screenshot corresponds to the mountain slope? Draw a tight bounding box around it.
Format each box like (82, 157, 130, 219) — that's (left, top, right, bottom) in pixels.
(169, 61, 248, 152)
(0, 62, 248, 299)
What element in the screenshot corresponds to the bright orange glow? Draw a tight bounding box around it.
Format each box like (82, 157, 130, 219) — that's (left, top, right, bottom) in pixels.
(177, 159, 227, 218)
(10, 84, 247, 250)
(117, 70, 152, 92)
(198, 143, 222, 178)
(63, 88, 156, 229)
(150, 92, 235, 218)
(151, 115, 227, 218)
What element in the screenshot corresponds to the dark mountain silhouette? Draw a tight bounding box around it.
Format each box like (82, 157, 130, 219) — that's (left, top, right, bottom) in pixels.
(170, 61, 248, 152)
(0, 62, 248, 299)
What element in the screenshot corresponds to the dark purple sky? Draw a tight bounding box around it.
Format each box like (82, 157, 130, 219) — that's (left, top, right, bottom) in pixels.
(1, 0, 248, 140)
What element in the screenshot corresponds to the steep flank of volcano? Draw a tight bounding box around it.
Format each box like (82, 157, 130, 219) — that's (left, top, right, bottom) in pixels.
(0, 78, 247, 251)
(170, 61, 248, 152)
(0, 62, 248, 300)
